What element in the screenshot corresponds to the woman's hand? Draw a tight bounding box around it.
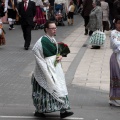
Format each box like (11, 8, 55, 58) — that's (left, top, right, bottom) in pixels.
(54, 55, 62, 67)
(56, 55, 62, 61)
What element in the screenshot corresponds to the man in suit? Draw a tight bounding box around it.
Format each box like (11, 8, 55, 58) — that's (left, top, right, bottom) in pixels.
(18, 0, 36, 50)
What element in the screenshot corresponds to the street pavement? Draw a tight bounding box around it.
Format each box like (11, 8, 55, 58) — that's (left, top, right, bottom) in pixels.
(0, 15, 120, 120)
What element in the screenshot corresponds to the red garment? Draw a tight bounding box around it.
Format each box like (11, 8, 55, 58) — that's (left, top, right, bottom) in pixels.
(24, 2, 27, 11)
(34, 6, 46, 25)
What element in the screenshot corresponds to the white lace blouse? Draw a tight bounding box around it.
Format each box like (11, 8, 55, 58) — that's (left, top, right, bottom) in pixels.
(110, 30, 120, 62)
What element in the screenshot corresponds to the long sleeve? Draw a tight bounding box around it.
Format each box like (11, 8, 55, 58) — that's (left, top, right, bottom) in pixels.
(4, 0, 8, 12)
(32, 1, 36, 17)
(95, 7, 102, 29)
(107, 3, 109, 18)
(41, 37, 57, 57)
(110, 30, 120, 53)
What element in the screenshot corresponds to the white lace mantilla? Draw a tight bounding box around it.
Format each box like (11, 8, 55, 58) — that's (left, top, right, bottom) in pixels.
(32, 36, 68, 104)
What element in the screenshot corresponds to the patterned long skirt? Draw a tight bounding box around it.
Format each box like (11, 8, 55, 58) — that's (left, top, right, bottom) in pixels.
(34, 6, 46, 25)
(31, 76, 70, 113)
(0, 32, 5, 46)
(110, 53, 120, 100)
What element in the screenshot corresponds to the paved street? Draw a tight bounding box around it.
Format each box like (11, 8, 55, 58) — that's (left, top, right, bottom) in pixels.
(0, 15, 120, 120)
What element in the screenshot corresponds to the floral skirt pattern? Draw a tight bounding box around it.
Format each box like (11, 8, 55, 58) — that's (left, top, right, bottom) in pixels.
(31, 76, 70, 113)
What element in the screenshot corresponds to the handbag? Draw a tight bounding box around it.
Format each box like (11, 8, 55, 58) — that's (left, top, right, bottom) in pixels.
(89, 30, 106, 46)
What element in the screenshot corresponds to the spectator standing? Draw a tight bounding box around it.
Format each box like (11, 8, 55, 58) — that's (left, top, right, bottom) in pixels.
(42, 0, 50, 20)
(32, 21, 74, 118)
(67, 0, 75, 25)
(18, 0, 36, 50)
(48, 0, 55, 16)
(105, 0, 115, 29)
(109, 15, 120, 106)
(100, 0, 109, 32)
(4, 0, 18, 30)
(82, 0, 93, 35)
(86, 0, 103, 49)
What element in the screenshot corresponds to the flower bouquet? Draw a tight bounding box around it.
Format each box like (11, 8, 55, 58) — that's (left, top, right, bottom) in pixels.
(54, 42, 70, 66)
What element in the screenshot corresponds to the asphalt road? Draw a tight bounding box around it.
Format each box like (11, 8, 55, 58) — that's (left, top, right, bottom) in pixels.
(0, 15, 120, 120)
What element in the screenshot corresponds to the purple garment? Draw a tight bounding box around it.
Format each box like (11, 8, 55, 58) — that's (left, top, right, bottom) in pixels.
(110, 53, 120, 100)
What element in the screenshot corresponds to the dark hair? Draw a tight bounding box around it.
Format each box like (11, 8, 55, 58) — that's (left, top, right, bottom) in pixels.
(44, 21, 56, 33)
(115, 15, 120, 23)
(93, 0, 101, 6)
(69, 1, 74, 5)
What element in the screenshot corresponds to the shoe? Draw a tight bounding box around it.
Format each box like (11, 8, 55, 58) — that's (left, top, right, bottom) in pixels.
(34, 112, 46, 117)
(12, 27, 15, 30)
(24, 47, 29, 50)
(9, 27, 15, 30)
(89, 31, 93, 36)
(9, 27, 12, 30)
(109, 100, 120, 107)
(84, 32, 88, 35)
(34, 24, 39, 30)
(60, 111, 74, 118)
(39, 24, 44, 29)
(91, 46, 100, 49)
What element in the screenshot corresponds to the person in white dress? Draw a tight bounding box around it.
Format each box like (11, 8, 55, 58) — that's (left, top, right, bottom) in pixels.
(100, 0, 109, 32)
(109, 15, 120, 106)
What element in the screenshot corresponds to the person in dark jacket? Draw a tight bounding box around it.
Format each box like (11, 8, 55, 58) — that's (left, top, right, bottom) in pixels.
(48, 0, 55, 19)
(113, 0, 120, 18)
(82, 0, 93, 35)
(105, 0, 115, 29)
(18, 0, 36, 50)
(0, 0, 5, 18)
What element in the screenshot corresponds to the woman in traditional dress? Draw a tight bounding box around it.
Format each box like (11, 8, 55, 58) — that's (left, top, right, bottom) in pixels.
(0, 0, 5, 46)
(32, 21, 74, 118)
(33, 0, 46, 29)
(109, 15, 120, 106)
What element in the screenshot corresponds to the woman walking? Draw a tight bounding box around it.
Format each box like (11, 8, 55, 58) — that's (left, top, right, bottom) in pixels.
(109, 15, 120, 106)
(32, 21, 74, 118)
